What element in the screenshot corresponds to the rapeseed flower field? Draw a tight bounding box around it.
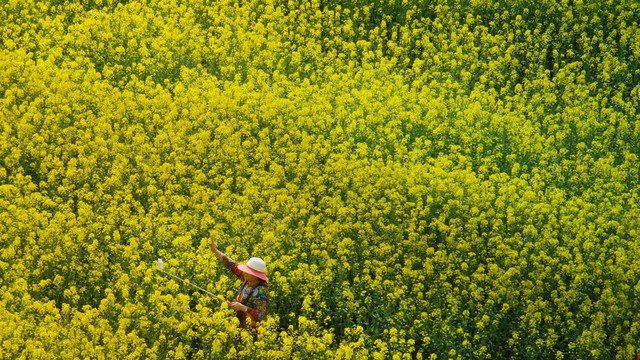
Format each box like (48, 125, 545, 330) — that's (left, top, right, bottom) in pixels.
(1, 0, 639, 358)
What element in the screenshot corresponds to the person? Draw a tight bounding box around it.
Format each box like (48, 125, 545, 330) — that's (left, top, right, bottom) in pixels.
(209, 235, 269, 330)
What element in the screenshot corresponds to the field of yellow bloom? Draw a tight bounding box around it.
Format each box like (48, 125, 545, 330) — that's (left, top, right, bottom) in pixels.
(2, 0, 640, 358)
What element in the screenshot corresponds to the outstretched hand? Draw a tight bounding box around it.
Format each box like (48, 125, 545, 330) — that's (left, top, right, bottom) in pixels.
(209, 235, 216, 251)
(210, 234, 224, 260)
(228, 301, 248, 312)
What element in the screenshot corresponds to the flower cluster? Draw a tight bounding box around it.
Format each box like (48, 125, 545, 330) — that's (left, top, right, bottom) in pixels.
(1, 0, 639, 359)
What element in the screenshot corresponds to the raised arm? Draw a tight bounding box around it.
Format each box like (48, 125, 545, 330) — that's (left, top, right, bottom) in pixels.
(210, 235, 243, 280)
(209, 235, 224, 260)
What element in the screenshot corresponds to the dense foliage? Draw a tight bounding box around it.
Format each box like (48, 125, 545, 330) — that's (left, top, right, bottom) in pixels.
(1, 0, 639, 358)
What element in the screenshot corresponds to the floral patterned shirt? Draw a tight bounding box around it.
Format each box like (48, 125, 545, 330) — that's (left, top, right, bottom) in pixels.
(222, 256, 269, 327)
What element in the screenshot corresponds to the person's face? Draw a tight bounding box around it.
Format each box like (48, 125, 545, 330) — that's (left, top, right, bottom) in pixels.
(243, 272, 259, 283)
